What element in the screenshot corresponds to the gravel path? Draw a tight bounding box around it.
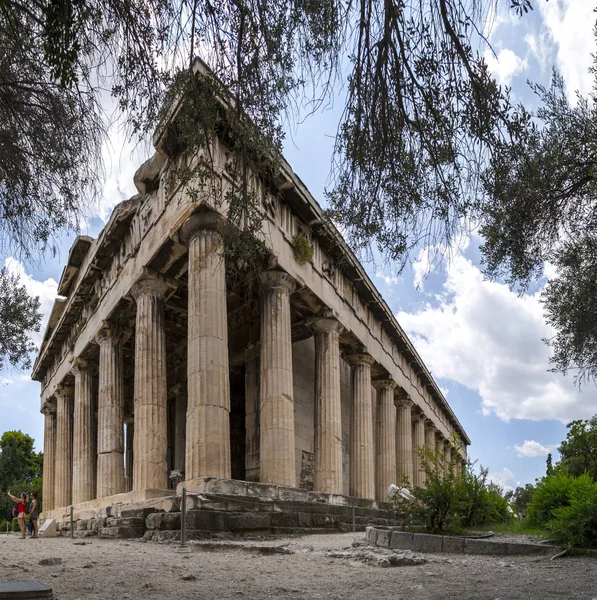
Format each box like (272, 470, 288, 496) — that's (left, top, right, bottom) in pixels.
(0, 532, 595, 599)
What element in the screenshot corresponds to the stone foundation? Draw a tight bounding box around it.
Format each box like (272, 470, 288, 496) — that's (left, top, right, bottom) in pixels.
(40, 477, 402, 541)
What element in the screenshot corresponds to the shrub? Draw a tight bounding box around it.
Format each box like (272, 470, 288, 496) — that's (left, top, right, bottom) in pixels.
(405, 443, 510, 533)
(547, 482, 597, 549)
(526, 473, 593, 527)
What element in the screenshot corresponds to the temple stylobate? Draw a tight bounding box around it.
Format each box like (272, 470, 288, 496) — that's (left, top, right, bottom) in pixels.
(33, 59, 469, 523)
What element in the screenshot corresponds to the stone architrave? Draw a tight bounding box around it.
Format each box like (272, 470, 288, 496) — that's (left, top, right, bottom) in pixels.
(54, 384, 74, 509)
(96, 326, 126, 498)
(312, 318, 344, 495)
(373, 379, 397, 501)
(396, 394, 414, 486)
(180, 211, 231, 479)
(131, 274, 172, 491)
(346, 353, 376, 500)
(72, 360, 96, 504)
(412, 413, 426, 487)
(259, 270, 297, 487)
(42, 403, 57, 512)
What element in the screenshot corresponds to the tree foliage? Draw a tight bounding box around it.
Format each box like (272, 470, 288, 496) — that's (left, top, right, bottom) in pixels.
(0, 431, 43, 521)
(557, 417, 597, 479)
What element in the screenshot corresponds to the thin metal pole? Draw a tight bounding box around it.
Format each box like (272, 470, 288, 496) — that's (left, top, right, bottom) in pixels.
(70, 506, 74, 539)
(352, 505, 356, 532)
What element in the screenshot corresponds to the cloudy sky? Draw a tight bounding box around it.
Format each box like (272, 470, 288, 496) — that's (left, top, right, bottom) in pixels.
(1, 0, 595, 493)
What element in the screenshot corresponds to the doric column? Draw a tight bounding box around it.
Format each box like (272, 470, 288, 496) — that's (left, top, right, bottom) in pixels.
(96, 326, 126, 498)
(54, 384, 74, 508)
(396, 394, 414, 486)
(42, 403, 57, 511)
(444, 440, 452, 473)
(424, 420, 436, 456)
(131, 274, 171, 490)
(373, 379, 397, 501)
(346, 353, 375, 500)
(72, 360, 95, 504)
(412, 413, 426, 487)
(181, 212, 231, 479)
(313, 318, 344, 495)
(259, 270, 296, 487)
(174, 388, 187, 475)
(125, 420, 134, 492)
(244, 344, 260, 482)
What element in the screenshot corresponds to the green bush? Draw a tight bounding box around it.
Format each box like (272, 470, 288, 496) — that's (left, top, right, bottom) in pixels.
(405, 442, 510, 533)
(526, 473, 593, 527)
(547, 480, 597, 549)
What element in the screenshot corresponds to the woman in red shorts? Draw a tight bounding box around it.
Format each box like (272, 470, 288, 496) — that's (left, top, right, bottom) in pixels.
(7, 490, 28, 539)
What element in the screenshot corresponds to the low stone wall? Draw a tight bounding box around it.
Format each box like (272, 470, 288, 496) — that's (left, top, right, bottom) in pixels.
(366, 526, 558, 556)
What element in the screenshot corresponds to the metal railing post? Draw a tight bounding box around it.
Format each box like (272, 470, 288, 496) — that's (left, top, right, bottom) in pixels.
(70, 506, 74, 539)
(175, 487, 190, 553)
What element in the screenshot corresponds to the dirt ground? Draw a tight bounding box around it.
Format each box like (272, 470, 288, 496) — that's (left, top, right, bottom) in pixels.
(0, 531, 596, 600)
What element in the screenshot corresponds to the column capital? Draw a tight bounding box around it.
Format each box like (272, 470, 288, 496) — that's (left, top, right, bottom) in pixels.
(344, 352, 375, 367)
(41, 401, 56, 416)
(130, 268, 176, 301)
(395, 393, 413, 408)
(95, 320, 129, 345)
(411, 410, 427, 423)
(424, 418, 436, 431)
(179, 209, 224, 245)
(54, 382, 74, 400)
(259, 270, 296, 294)
(372, 379, 396, 391)
(310, 317, 344, 334)
(71, 357, 93, 376)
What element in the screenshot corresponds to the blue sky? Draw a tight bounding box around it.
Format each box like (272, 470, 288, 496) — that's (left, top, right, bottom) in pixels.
(1, 0, 596, 493)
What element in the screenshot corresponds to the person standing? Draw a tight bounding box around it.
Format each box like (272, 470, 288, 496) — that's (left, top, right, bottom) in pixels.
(7, 491, 28, 539)
(29, 492, 39, 538)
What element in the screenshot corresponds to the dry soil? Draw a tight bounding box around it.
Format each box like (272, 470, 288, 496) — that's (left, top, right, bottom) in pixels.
(0, 531, 595, 599)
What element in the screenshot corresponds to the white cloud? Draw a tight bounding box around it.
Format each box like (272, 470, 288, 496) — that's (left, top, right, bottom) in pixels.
(538, 0, 596, 102)
(488, 467, 519, 493)
(4, 258, 59, 347)
(484, 48, 528, 87)
(397, 252, 597, 423)
(375, 271, 401, 286)
(514, 439, 556, 458)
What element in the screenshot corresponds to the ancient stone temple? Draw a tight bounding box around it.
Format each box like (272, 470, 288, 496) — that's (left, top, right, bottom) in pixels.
(33, 59, 469, 532)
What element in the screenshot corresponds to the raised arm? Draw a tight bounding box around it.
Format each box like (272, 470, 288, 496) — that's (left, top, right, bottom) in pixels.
(7, 491, 20, 503)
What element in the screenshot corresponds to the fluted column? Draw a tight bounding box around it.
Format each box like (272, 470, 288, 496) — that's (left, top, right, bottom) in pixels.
(444, 441, 452, 474)
(96, 326, 126, 498)
(54, 384, 74, 508)
(125, 420, 134, 492)
(42, 403, 57, 511)
(181, 212, 230, 479)
(373, 379, 397, 501)
(396, 395, 414, 486)
(245, 344, 260, 482)
(131, 275, 171, 490)
(72, 360, 95, 504)
(174, 388, 187, 474)
(347, 353, 375, 500)
(313, 318, 343, 494)
(259, 270, 296, 487)
(412, 413, 426, 487)
(424, 420, 436, 455)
